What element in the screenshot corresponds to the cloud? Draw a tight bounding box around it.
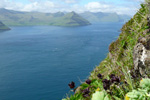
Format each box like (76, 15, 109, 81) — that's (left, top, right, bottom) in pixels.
(0, 0, 61, 13)
(61, 0, 77, 4)
(0, 0, 142, 15)
(84, 2, 140, 15)
(0, 0, 24, 10)
(123, 0, 144, 2)
(22, 1, 56, 12)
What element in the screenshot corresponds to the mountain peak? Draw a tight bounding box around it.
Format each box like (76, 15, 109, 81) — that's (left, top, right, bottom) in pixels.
(70, 11, 76, 14)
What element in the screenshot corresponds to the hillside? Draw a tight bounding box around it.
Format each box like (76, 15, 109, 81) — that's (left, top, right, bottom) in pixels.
(0, 21, 10, 30)
(0, 9, 90, 26)
(50, 11, 91, 26)
(63, 0, 150, 100)
(0, 8, 130, 27)
(80, 12, 130, 23)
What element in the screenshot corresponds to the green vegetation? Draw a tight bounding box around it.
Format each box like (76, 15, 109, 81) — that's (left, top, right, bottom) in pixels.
(0, 9, 90, 26)
(63, 0, 150, 99)
(0, 21, 10, 30)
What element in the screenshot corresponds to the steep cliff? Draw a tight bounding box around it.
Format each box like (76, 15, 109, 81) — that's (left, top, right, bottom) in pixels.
(63, 0, 150, 100)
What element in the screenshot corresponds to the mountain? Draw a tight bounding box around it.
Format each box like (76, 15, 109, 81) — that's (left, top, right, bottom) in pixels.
(50, 11, 91, 26)
(80, 12, 130, 23)
(0, 21, 10, 30)
(0, 8, 90, 26)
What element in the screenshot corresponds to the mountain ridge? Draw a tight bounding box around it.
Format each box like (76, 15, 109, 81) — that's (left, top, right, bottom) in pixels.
(0, 9, 90, 26)
(0, 8, 130, 26)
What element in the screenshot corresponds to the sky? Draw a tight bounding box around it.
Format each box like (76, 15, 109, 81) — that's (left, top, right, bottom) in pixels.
(0, 0, 145, 15)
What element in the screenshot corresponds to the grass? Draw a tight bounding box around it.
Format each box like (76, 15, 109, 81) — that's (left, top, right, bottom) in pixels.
(63, 0, 150, 99)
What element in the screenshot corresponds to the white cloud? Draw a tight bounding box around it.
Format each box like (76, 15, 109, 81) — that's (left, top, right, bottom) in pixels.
(0, 0, 23, 10)
(0, 0, 142, 15)
(61, 0, 77, 4)
(85, 2, 111, 12)
(22, 1, 56, 12)
(84, 2, 140, 15)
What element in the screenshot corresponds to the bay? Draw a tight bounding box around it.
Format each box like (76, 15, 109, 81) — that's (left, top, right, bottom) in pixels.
(0, 23, 123, 100)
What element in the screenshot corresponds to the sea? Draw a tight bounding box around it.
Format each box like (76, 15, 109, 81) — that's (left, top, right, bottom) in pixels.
(0, 22, 124, 100)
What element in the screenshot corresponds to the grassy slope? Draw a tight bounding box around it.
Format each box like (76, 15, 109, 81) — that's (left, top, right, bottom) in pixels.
(64, 1, 150, 100)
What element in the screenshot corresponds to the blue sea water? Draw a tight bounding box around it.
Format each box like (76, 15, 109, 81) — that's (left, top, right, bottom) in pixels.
(0, 23, 123, 100)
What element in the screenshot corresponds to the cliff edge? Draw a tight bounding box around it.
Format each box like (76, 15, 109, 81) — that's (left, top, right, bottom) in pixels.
(63, 0, 150, 100)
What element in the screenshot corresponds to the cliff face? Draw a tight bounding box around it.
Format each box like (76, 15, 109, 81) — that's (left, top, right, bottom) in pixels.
(63, 0, 150, 100)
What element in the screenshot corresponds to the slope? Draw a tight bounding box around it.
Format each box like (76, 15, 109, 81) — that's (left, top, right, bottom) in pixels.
(50, 11, 91, 26)
(0, 21, 10, 30)
(63, 0, 150, 99)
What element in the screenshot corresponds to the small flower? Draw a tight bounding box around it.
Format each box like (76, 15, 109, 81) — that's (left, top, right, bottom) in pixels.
(82, 88, 90, 95)
(102, 79, 110, 84)
(97, 73, 103, 79)
(109, 74, 115, 78)
(68, 81, 75, 89)
(96, 88, 100, 91)
(82, 88, 90, 98)
(128, 70, 130, 73)
(110, 76, 120, 83)
(125, 94, 130, 100)
(86, 79, 92, 84)
(102, 79, 111, 90)
(103, 83, 109, 90)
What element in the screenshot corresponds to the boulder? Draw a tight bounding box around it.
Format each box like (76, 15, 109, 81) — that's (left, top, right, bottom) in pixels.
(133, 36, 150, 77)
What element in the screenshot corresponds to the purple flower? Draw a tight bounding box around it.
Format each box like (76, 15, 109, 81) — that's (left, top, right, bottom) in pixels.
(102, 79, 110, 84)
(68, 81, 75, 89)
(82, 88, 90, 98)
(86, 79, 92, 84)
(102, 79, 111, 90)
(109, 74, 115, 78)
(97, 73, 103, 79)
(110, 76, 120, 83)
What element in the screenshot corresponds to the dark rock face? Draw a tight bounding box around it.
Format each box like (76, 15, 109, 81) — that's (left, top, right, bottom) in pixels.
(133, 36, 150, 77)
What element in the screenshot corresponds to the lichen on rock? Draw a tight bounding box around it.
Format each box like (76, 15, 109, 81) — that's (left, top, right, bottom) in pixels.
(133, 36, 150, 77)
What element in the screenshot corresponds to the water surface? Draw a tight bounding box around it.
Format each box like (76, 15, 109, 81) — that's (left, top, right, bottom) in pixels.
(0, 23, 123, 100)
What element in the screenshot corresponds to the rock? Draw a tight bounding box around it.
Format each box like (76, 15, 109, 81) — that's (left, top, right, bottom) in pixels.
(138, 37, 147, 45)
(138, 35, 150, 50)
(133, 39, 150, 77)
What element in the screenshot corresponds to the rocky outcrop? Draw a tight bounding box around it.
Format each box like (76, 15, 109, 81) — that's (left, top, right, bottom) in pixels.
(133, 36, 150, 77)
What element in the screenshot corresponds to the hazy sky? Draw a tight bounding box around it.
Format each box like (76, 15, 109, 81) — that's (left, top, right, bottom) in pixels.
(0, 0, 144, 15)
